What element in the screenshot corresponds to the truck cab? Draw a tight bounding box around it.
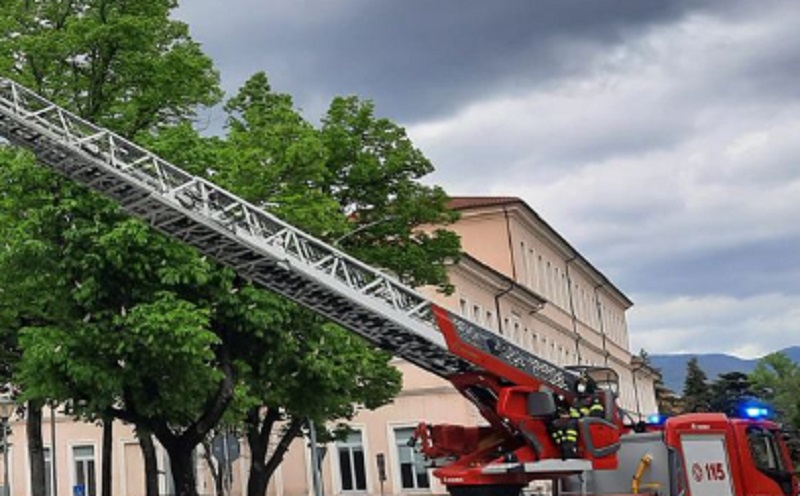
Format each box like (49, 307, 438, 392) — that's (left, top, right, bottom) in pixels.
(664, 413, 797, 496)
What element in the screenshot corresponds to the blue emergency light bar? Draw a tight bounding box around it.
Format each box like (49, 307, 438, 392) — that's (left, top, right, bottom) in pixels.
(742, 405, 771, 419)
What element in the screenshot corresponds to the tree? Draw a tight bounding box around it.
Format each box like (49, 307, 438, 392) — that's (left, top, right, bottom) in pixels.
(0, 0, 220, 494)
(3, 9, 460, 496)
(320, 95, 460, 292)
(13, 215, 245, 496)
(682, 357, 710, 413)
(749, 354, 800, 465)
(0, 0, 221, 139)
(751, 352, 800, 428)
(213, 73, 459, 496)
(708, 371, 754, 415)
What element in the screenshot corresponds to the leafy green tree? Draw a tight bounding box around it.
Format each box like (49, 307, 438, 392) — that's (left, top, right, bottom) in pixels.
(0, 0, 221, 139)
(0, 0, 220, 494)
(0, 147, 83, 496)
(682, 357, 710, 413)
(212, 73, 460, 496)
(750, 352, 800, 428)
(320, 95, 460, 292)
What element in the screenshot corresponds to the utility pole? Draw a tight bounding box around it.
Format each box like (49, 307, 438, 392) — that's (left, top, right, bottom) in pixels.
(308, 420, 324, 496)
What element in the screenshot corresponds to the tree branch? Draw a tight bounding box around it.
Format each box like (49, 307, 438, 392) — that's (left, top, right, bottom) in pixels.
(264, 417, 304, 479)
(180, 343, 236, 447)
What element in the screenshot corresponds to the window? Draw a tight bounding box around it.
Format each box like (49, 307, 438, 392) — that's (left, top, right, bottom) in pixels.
(520, 241, 528, 286)
(337, 430, 367, 491)
(472, 305, 482, 324)
(485, 310, 494, 330)
(44, 447, 53, 496)
(394, 427, 430, 489)
(545, 261, 552, 298)
(536, 255, 544, 292)
(459, 298, 468, 316)
(73, 445, 97, 496)
(748, 427, 786, 472)
(746, 426, 796, 496)
(554, 268, 561, 306)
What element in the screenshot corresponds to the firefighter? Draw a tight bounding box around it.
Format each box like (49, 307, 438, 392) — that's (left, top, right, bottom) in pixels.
(551, 374, 605, 459)
(571, 373, 605, 419)
(550, 394, 579, 459)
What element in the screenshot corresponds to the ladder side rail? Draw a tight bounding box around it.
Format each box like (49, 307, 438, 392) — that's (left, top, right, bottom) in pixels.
(0, 76, 571, 388)
(0, 78, 432, 321)
(0, 77, 469, 378)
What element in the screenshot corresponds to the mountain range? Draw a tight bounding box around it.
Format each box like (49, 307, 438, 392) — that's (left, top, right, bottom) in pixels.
(650, 346, 800, 393)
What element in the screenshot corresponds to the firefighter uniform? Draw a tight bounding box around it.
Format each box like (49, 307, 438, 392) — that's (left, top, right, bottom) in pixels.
(551, 415, 579, 459)
(550, 375, 605, 459)
(572, 394, 605, 419)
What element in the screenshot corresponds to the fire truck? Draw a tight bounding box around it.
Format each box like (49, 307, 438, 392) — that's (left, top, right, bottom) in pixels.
(0, 77, 796, 496)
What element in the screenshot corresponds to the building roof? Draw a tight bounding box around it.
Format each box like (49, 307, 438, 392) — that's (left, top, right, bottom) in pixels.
(447, 196, 633, 308)
(447, 196, 522, 210)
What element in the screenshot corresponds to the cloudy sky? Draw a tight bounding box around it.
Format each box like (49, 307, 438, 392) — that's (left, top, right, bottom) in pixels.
(175, 1, 800, 358)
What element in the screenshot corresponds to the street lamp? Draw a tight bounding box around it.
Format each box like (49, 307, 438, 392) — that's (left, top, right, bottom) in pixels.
(0, 394, 14, 496)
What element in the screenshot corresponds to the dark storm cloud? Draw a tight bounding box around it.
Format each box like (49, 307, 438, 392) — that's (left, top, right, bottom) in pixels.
(176, 0, 740, 122)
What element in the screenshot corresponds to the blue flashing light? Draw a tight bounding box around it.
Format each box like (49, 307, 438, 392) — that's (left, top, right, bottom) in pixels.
(743, 406, 771, 419)
(647, 413, 666, 425)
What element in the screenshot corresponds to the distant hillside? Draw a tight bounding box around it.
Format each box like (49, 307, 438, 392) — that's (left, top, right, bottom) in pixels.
(650, 346, 800, 392)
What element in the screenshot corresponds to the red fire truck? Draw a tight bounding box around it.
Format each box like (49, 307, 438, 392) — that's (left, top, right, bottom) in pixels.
(0, 77, 796, 496)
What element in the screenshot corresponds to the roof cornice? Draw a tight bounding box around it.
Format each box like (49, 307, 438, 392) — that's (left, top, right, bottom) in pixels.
(448, 196, 633, 308)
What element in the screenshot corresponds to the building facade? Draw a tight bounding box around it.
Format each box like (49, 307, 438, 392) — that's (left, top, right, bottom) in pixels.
(0, 196, 658, 496)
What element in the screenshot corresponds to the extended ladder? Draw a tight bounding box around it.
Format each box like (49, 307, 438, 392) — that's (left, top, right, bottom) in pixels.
(0, 77, 572, 390)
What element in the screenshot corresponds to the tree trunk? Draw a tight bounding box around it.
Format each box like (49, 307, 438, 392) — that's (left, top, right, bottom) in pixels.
(164, 442, 198, 496)
(102, 418, 113, 496)
(246, 409, 303, 496)
(137, 430, 159, 496)
(246, 432, 268, 496)
(26, 400, 46, 496)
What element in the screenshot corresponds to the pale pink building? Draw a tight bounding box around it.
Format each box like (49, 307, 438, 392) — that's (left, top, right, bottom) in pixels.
(0, 196, 657, 496)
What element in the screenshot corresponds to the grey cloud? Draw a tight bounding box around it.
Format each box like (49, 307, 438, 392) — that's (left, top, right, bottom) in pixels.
(176, 0, 732, 122)
(628, 291, 800, 357)
(174, 0, 800, 357)
(606, 234, 800, 300)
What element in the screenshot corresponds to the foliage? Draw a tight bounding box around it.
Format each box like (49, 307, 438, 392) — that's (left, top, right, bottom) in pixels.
(750, 352, 800, 428)
(209, 73, 456, 496)
(0, 0, 221, 137)
(707, 371, 754, 416)
(321, 95, 460, 293)
(682, 357, 710, 413)
(1, 4, 460, 495)
(0, 0, 222, 494)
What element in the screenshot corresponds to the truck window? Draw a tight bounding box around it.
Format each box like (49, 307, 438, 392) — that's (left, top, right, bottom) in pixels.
(747, 426, 786, 472)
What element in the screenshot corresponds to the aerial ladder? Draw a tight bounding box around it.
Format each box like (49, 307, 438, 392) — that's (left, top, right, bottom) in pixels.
(0, 77, 796, 496)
